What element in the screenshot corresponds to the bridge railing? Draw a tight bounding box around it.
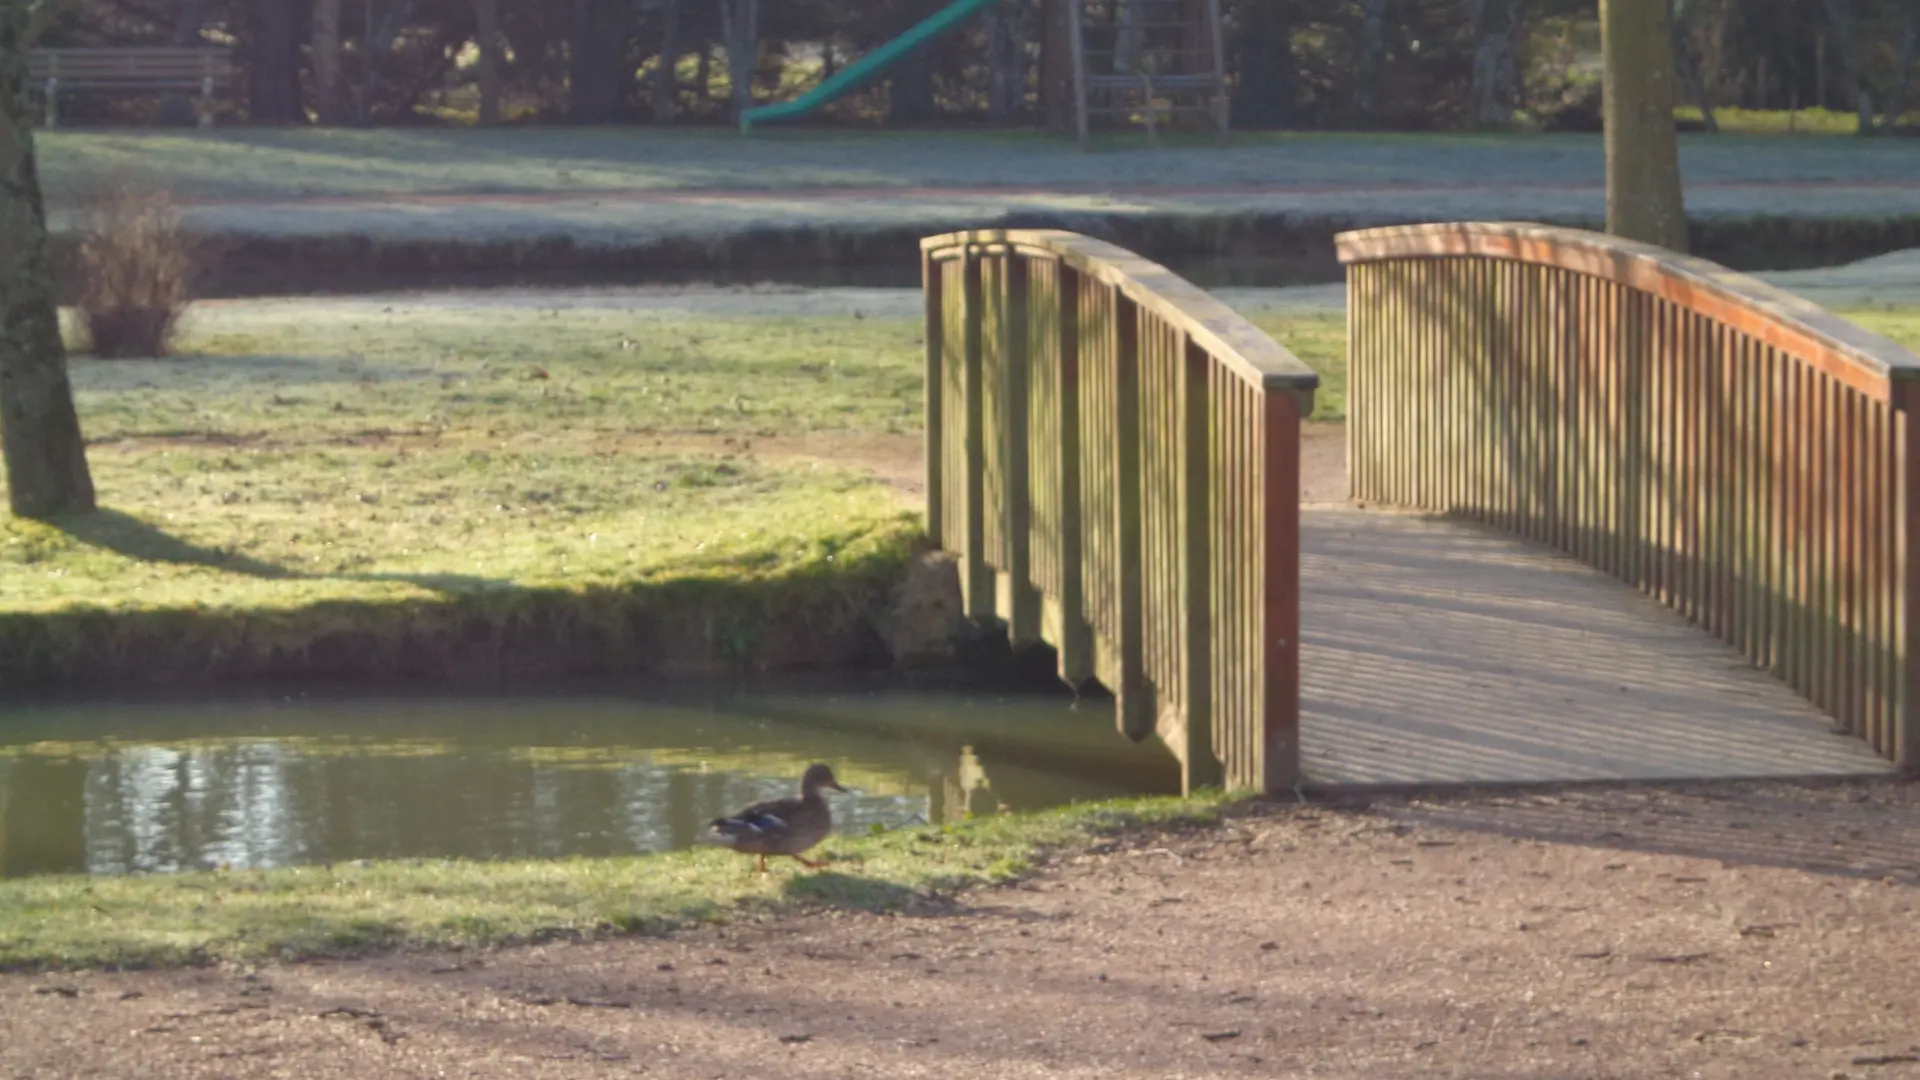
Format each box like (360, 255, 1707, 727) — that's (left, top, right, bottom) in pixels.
(1337, 221, 1920, 769)
(921, 229, 1321, 793)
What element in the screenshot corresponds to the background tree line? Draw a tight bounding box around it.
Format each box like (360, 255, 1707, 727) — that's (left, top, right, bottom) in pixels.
(26, 0, 1920, 134)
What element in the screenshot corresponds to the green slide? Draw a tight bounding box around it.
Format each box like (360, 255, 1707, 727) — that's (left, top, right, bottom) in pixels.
(739, 0, 998, 133)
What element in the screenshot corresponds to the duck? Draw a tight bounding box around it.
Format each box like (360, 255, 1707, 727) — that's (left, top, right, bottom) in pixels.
(707, 763, 847, 872)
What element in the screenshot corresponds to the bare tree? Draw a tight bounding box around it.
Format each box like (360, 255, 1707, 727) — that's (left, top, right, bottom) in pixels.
(0, 2, 96, 517)
(1468, 0, 1524, 128)
(719, 0, 759, 121)
(312, 0, 346, 123)
(651, 0, 680, 122)
(475, 0, 501, 124)
(1669, 0, 1719, 132)
(1602, 0, 1688, 251)
(1354, 0, 1390, 123)
(1825, 0, 1919, 135)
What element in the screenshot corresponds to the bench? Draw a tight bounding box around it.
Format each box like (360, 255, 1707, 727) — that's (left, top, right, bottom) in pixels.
(28, 48, 235, 129)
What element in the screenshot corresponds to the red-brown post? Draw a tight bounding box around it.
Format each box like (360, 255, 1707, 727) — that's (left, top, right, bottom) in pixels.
(1261, 384, 1303, 792)
(1897, 380, 1920, 773)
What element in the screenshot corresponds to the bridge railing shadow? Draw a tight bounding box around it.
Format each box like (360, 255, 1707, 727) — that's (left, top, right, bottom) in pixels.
(1358, 778, 1920, 888)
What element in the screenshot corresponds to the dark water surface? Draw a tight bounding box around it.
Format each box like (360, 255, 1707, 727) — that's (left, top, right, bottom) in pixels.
(0, 686, 1177, 878)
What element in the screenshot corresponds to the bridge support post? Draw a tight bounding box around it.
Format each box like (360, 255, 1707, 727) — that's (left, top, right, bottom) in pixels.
(1177, 338, 1220, 792)
(960, 248, 996, 622)
(1002, 255, 1043, 645)
(1113, 294, 1154, 742)
(1898, 383, 1920, 774)
(1052, 264, 1095, 687)
(1260, 387, 1303, 794)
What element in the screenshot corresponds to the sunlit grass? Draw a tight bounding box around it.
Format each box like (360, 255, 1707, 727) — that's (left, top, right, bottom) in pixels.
(0, 791, 1232, 971)
(6, 301, 925, 616)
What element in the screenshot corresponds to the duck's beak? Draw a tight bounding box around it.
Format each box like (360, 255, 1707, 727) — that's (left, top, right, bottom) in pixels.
(831, 781, 849, 793)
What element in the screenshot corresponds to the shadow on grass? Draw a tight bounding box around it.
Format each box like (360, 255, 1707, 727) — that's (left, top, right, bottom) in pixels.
(49, 507, 507, 596)
(779, 870, 928, 913)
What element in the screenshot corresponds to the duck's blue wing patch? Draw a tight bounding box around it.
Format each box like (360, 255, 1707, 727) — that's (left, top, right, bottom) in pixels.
(717, 810, 787, 835)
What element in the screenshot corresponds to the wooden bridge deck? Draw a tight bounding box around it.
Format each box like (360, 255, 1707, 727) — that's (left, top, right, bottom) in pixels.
(1300, 507, 1895, 789)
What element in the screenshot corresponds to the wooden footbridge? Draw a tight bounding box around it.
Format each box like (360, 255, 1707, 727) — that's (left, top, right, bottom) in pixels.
(921, 223, 1917, 794)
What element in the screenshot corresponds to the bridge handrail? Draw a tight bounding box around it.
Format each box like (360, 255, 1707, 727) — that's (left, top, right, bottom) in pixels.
(1337, 221, 1920, 396)
(1336, 220, 1920, 769)
(920, 228, 1318, 793)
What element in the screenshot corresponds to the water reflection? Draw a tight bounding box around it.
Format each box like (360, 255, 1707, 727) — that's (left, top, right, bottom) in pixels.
(0, 688, 1178, 878)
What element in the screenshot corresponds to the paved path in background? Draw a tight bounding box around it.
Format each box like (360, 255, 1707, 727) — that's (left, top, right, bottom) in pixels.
(113, 177, 1920, 245)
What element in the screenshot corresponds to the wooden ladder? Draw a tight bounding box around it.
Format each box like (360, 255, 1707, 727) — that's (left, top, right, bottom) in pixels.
(1066, 0, 1229, 147)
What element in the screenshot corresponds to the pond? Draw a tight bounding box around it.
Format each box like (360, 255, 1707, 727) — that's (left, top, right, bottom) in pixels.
(0, 684, 1179, 878)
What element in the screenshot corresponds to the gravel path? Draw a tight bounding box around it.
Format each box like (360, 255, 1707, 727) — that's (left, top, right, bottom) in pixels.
(43, 130, 1920, 243)
(5, 782, 1917, 1079)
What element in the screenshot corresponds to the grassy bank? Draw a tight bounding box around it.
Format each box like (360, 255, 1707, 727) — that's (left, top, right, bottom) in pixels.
(0, 791, 1230, 971)
(3, 300, 934, 687)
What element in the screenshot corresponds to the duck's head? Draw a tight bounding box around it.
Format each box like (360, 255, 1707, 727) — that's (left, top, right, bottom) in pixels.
(801, 762, 847, 796)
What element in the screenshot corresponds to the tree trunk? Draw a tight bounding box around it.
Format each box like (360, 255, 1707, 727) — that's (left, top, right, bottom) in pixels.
(986, 1, 1018, 123)
(1878, 7, 1919, 135)
(651, 0, 679, 122)
(1354, 0, 1390, 124)
(1467, 0, 1523, 129)
(1821, 0, 1876, 133)
(158, 0, 219, 125)
(887, 0, 940, 125)
(718, 0, 759, 122)
(1601, 0, 1688, 252)
(312, 0, 345, 123)
(250, 0, 305, 123)
(475, 0, 501, 124)
(1115, 0, 1145, 73)
(1040, 0, 1075, 132)
(1231, 0, 1296, 127)
(1669, 0, 1717, 132)
(0, 7, 96, 519)
(570, 0, 631, 122)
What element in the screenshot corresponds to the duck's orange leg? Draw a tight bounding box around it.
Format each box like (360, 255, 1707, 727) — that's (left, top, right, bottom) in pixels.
(789, 853, 827, 870)
(755, 853, 769, 874)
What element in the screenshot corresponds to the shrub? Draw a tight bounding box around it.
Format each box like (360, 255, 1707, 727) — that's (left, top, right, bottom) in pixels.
(74, 187, 198, 359)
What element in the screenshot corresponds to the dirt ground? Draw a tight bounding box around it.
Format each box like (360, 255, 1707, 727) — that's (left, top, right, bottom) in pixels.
(4, 779, 1918, 1079)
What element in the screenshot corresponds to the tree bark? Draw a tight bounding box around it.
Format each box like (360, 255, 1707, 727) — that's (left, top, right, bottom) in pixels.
(1879, 7, 1919, 136)
(475, 0, 501, 124)
(1354, 0, 1390, 123)
(312, 0, 345, 123)
(249, 0, 304, 123)
(1670, 0, 1718, 133)
(1601, 0, 1688, 252)
(1231, 0, 1296, 127)
(570, 0, 631, 122)
(718, 0, 759, 122)
(1467, 0, 1523, 129)
(0, 7, 95, 519)
(650, 0, 679, 122)
(986, 1, 1020, 123)
(158, 0, 219, 125)
(1040, 0, 1074, 132)
(1115, 0, 1145, 74)
(1821, 0, 1875, 133)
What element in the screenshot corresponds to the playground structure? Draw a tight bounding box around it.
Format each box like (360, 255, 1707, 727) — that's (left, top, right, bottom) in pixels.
(923, 224, 1919, 795)
(741, 0, 1231, 144)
